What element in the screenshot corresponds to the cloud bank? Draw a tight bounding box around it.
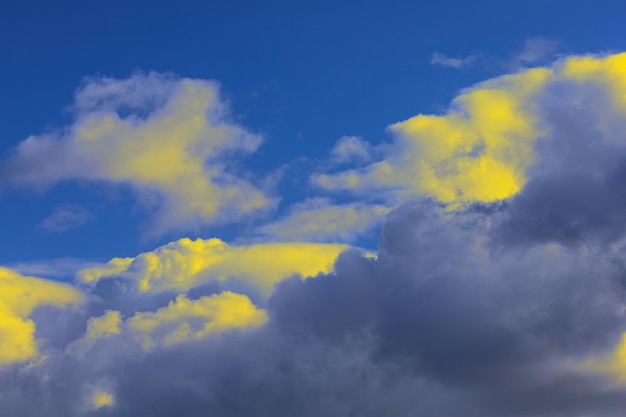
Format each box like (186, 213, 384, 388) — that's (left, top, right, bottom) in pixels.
(3, 52, 626, 416)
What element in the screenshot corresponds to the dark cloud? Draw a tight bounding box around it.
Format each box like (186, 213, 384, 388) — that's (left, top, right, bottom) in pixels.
(5, 197, 626, 417)
(497, 81, 626, 247)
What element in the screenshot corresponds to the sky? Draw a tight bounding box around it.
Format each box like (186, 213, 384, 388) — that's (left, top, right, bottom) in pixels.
(3, 0, 626, 415)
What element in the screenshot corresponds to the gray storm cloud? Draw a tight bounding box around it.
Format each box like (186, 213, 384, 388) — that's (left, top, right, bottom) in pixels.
(7, 196, 626, 417)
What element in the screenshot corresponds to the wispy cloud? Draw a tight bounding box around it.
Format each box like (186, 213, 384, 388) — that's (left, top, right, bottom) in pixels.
(513, 36, 560, 66)
(257, 198, 390, 243)
(41, 206, 93, 232)
(430, 52, 479, 68)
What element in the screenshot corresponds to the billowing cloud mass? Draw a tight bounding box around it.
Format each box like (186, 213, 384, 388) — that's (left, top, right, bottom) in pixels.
(77, 237, 350, 294)
(0, 72, 275, 236)
(5, 52, 626, 417)
(0, 267, 83, 367)
(313, 53, 626, 208)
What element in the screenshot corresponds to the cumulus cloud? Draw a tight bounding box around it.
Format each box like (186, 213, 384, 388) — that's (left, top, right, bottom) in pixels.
(5, 197, 626, 416)
(0, 72, 276, 237)
(77, 237, 350, 294)
(0, 267, 83, 368)
(313, 53, 626, 210)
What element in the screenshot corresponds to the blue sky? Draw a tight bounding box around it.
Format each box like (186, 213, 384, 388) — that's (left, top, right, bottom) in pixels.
(2, 0, 625, 264)
(5, 3, 626, 415)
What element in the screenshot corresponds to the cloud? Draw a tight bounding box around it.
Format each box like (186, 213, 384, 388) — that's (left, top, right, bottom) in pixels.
(430, 52, 479, 68)
(41, 206, 93, 232)
(0, 267, 83, 368)
(91, 388, 115, 410)
(1, 72, 276, 237)
(257, 198, 390, 242)
(77, 237, 350, 294)
(126, 292, 267, 349)
(514, 36, 560, 66)
(71, 291, 267, 356)
(85, 310, 122, 340)
(6, 52, 626, 416)
(8, 198, 626, 416)
(313, 53, 626, 209)
(329, 136, 376, 165)
(5, 257, 99, 279)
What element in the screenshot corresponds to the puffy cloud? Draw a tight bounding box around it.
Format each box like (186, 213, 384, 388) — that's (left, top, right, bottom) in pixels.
(0, 267, 83, 367)
(71, 291, 267, 356)
(85, 310, 122, 340)
(314, 53, 626, 208)
(328, 136, 375, 164)
(77, 237, 349, 294)
(257, 198, 390, 242)
(127, 292, 267, 349)
(11, 199, 626, 416)
(1, 72, 276, 236)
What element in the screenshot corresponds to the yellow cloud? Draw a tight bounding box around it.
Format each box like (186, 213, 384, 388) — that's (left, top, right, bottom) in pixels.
(77, 237, 349, 294)
(127, 291, 268, 349)
(0, 267, 83, 367)
(86, 310, 122, 340)
(314, 53, 626, 205)
(561, 53, 626, 109)
(3, 73, 275, 236)
(91, 388, 115, 409)
(78, 257, 133, 284)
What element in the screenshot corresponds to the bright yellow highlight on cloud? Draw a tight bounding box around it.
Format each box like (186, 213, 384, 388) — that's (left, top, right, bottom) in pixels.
(127, 291, 268, 349)
(561, 53, 626, 109)
(86, 310, 122, 340)
(77, 237, 349, 294)
(581, 332, 626, 384)
(0, 267, 83, 367)
(91, 389, 115, 409)
(314, 53, 626, 205)
(3, 73, 274, 236)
